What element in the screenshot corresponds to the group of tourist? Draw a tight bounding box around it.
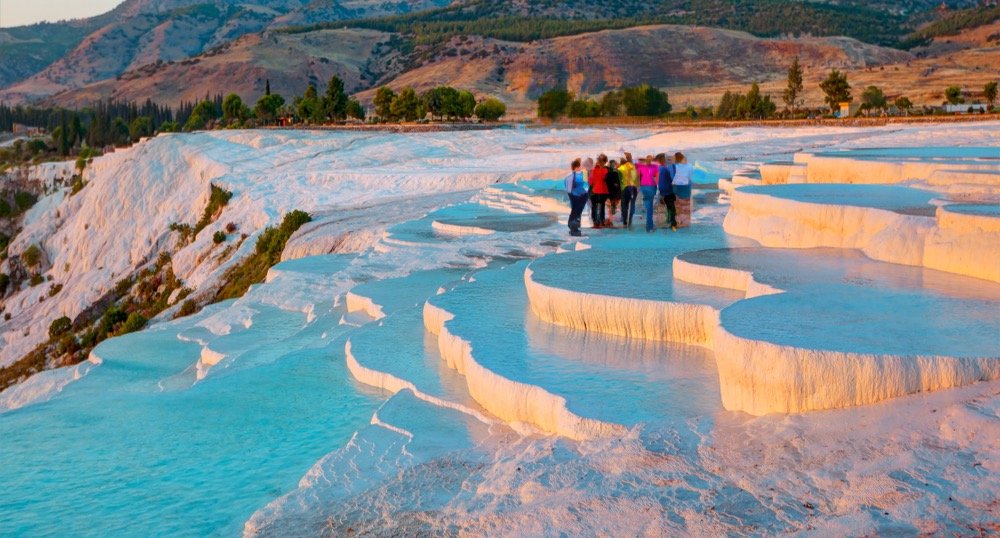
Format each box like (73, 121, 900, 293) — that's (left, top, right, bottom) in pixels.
(563, 151, 694, 236)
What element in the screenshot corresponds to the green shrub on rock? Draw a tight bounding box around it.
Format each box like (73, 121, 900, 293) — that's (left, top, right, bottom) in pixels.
(48, 316, 72, 339)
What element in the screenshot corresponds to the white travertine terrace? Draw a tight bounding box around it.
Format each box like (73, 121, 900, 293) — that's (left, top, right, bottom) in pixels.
(430, 220, 495, 236)
(423, 300, 625, 440)
(524, 268, 720, 346)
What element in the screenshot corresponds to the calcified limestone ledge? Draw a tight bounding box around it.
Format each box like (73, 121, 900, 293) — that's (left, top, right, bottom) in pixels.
(343, 341, 499, 427)
(674, 256, 998, 415)
(713, 324, 1000, 415)
(525, 253, 999, 416)
(523, 268, 719, 346)
(344, 292, 386, 320)
(430, 220, 495, 236)
(724, 187, 1000, 282)
(422, 300, 625, 440)
(790, 150, 999, 185)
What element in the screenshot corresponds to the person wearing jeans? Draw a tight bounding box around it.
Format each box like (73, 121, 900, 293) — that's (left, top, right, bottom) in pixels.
(563, 158, 590, 237)
(657, 153, 677, 230)
(618, 154, 639, 228)
(636, 155, 659, 232)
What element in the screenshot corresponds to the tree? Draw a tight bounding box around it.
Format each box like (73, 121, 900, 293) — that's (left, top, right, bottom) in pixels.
(600, 90, 624, 116)
(390, 87, 423, 122)
(456, 90, 476, 120)
(537, 88, 572, 119)
(222, 94, 249, 124)
(783, 56, 804, 111)
(860, 85, 887, 115)
(184, 113, 207, 132)
(474, 98, 506, 121)
(265, 79, 271, 96)
(128, 116, 153, 140)
(819, 69, 852, 112)
(894, 96, 913, 114)
(717, 91, 738, 119)
(373, 87, 396, 121)
(622, 84, 671, 116)
(422, 86, 460, 120)
(192, 100, 219, 121)
(296, 84, 323, 123)
(346, 99, 365, 121)
(944, 85, 964, 105)
(112, 117, 130, 143)
(70, 114, 83, 148)
(185, 99, 218, 131)
(254, 94, 285, 124)
(984, 81, 997, 110)
(568, 98, 601, 118)
(323, 75, 349, 120)
(159, 120, 180, 133)
(58, 112, 70, 156)
(717, 84, 776, 120)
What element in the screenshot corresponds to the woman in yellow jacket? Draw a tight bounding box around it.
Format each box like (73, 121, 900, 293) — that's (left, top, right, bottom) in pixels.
(617, 153, 639, 229)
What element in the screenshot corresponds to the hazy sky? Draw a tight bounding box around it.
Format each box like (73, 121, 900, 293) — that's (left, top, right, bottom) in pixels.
(0, 0, 122, 28)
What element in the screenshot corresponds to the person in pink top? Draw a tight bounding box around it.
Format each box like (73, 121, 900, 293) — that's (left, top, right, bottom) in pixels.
(635, 155, 659, 232)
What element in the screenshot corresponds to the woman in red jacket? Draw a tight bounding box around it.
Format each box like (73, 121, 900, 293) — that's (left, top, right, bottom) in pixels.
(589, 154, 610, 228)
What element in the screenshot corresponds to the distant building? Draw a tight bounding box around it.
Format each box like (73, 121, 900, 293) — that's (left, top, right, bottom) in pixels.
(944, 104, 988, 114)
(11, 124, 44, 136)
(837, 101, 859, 118)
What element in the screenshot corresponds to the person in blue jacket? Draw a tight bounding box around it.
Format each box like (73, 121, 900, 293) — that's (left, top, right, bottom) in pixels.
(563, 158, 589, 237)
(657, 153, 678, 230)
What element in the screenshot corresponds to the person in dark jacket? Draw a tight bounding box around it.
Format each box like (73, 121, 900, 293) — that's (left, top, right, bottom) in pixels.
(657, 153, 677, 230)
(605, 159, 622, 228)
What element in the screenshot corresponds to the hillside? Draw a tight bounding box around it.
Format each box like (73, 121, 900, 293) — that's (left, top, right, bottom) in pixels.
(0, 0, 996, 110)
(376, 25, 911, 103)
(47, 28, 406, 108)
(44, 23, 916, 112)
(0, 0, 443, 104)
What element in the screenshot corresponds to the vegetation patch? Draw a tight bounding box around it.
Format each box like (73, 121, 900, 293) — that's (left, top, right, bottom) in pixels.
(0, 248, 187, 392)
(214, 210, 311, 301)
(283, 0, 909, 48)
(193, 184, 233, 238)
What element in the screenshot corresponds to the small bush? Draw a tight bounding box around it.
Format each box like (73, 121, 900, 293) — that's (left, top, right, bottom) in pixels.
(193, 184, 232, 237)
(29, 274, 44, 287)
(22, 245, 42, 268)
(70, 177, 86, 195)
(176, 299, 199, 318)
(0, 273, 9, 294)
(48, 283, 63, 297)
(213, 231, 227, 244)
(14, 192, 38, 213)
(0, 200, 11, 218)
(98, 306, 128, 337)
(225, 222, 238, 234)
(117, 312, 148, 336)
(48, 316, 72, 339)
(215, 210, 311, 301)
(115, 277, 134, 296)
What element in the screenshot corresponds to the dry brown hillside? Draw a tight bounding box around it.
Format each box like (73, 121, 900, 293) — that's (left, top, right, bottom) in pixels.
(47, 28, 405, 108)
(42, 21, 999, 115)
(669, 21, 1000, 110)
(355, 25, 915, 116)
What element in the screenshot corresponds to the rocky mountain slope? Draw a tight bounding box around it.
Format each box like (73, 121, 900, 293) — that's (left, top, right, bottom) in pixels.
(0, 0, 446, 103)
(46, 23, 919, 113)
(1, 0, 994, 107)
